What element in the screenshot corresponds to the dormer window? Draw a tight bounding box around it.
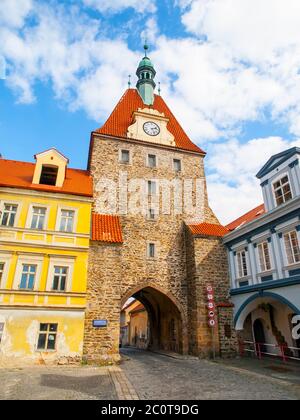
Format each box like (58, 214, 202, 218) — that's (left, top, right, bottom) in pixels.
(39, 165, 58, 186)
(273, 175, 292, 206)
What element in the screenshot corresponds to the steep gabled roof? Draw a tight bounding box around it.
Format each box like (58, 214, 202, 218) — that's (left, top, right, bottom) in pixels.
(91, 214, 123, 243)
(94, 89, 205, 155)
(256, 147, 300, 179)
(0, 159, 93, 197)
(188, 222, 229, 237)
(226, 204, 266, 231)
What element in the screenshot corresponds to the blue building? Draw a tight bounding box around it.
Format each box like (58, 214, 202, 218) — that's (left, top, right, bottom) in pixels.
(224, 147, 300, 357)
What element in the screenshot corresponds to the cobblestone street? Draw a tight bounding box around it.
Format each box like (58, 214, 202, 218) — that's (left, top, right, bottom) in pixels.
(120, 348, 300, 400)
(0, 349, 299, 400)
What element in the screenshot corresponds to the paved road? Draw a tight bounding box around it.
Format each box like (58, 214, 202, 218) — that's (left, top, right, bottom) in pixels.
(120, 348, 300, 400)
(0, 366, 117, 400)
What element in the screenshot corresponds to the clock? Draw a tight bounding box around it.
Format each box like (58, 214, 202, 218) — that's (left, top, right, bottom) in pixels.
(143, 121, 160, 136)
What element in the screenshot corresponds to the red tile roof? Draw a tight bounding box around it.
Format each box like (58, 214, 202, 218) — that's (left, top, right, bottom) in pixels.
(0, 159, 93, 197)
(91, 214, 123, 243)
(188, 222, 229, 237)
(226, 204, 266, 231)
(95, 89, 205, 155)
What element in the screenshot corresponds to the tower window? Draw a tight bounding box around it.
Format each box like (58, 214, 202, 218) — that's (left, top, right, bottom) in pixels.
(120, 149, 130, 164)
(147, 242, 156, 259)
(39, 165, 58, 186)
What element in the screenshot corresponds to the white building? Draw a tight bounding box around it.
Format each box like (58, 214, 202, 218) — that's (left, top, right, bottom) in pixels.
(224, 147, 300, 359)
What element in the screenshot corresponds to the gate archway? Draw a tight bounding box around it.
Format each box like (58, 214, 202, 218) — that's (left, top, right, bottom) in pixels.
(121, 284, 188, 354)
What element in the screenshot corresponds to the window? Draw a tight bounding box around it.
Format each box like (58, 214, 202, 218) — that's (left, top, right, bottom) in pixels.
(237, 250, 248, 278)
(148, 180, 157, 195)
(37, 324, 58, 351)
(52, 266, 68, 292)
(59, 210, 75, 233)
(148, 154, 157, 168)
(173, 159, 182, 172)
(120, 150, 130, 164)
(20, 264, 37, 290)
(273, 175, 292, 206)
(284, 231, 300, 265)
(258, 241, 272, 272)
(148, 208, 156, 220)
(1, 204, 18, 227)
(31, 207, 46, 230)
(0, 263, 4, 287)
(148, 243, 156, 259)
(0, 323, 4, 344)
(39, 166, 58, 186)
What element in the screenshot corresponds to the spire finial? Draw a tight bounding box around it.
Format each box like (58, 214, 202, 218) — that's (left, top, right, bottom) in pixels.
(144, 40, 149, 57)
(158, 82, 161, 96)
(128, 74, 131, 89)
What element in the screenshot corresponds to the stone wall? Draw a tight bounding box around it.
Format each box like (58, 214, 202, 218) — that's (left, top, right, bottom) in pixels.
(85, 133, 236, 362)
(186, 230, 238, 357)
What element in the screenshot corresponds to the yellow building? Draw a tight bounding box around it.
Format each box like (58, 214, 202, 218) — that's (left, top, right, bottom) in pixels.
(0, 149, 93, 365)
(120, 300, 148, 349)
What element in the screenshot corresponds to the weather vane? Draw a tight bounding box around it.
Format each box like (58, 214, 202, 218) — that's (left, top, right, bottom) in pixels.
(158, 82, 161, 96)
(128, 74, 131, 89)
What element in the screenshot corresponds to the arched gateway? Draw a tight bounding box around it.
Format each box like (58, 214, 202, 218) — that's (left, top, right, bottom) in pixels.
(120, 284, 188, 354)
(82, 48, 237, 363)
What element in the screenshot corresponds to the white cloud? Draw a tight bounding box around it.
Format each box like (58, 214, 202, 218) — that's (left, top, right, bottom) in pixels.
(207, 137, 300, 224)
(0, 0, 33, 28)
(82, 0, 156, 14)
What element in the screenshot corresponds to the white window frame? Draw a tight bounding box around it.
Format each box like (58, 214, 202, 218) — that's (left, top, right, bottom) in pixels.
(147, 180, 158, 196)
(236, 250, 249, 279)
(119, 149, 131, 165)
(257, 241, 272, 273)
(46, 257, 75, 293)
(0, 200, 21, 228)
(13, 255, 44, 291)
(0, 252, 12, 289)
(147, 208, 157, 221)
(283, 230, 300, 266)
(55, 206, 78, 233)
(272, 172, 293, 207)
(26, 204, 50, 231)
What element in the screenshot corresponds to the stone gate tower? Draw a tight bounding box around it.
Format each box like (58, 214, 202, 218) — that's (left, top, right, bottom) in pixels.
(83, 46, 237, 363)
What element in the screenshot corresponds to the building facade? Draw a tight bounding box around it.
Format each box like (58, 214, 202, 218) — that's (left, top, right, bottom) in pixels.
(224, 148, 300, 358)
(120, 299, 148, 349)
(83, 47, 237, 363)
(0, 149, 92, 365)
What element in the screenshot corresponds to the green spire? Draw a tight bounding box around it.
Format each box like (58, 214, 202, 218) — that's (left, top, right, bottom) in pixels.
(136, 43, 156, 106)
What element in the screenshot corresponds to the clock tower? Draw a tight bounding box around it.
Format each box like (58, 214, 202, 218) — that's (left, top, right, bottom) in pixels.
(84, 46, 237, 364)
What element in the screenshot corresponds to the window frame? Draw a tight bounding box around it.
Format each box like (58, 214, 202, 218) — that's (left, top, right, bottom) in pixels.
(236, 249, 249, 279)
(13, 255, 44, 291)
(147, 180, 158, 196)
(119, 149, 131, 165)
(0, 322, 5, 345)
(147, 153, 158, 169)
(173, 158, 182, 173)
(46, 257, 75, 293)
(147, 241, 158, 259)
(0, 253, 12, 289)
(26, 204, 50, 231)
(56, 206, 77, 233)
(0, 202, 19, 228)
(283, 230, 300, 266)
(36, 323, 58, 352)
(257, 241, 272, 273)
(272, 172, 293, 207)
(19, 264, 37, 290)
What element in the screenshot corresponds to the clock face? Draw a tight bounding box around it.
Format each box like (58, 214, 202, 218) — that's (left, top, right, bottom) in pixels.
(143, 121, 160, 136)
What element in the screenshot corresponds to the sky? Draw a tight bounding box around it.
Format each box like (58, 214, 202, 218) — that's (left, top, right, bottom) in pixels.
(1, 0, 300, 224)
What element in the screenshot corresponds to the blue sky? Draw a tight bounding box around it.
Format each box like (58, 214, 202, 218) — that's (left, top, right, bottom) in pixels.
(1, 0, 300, 223)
